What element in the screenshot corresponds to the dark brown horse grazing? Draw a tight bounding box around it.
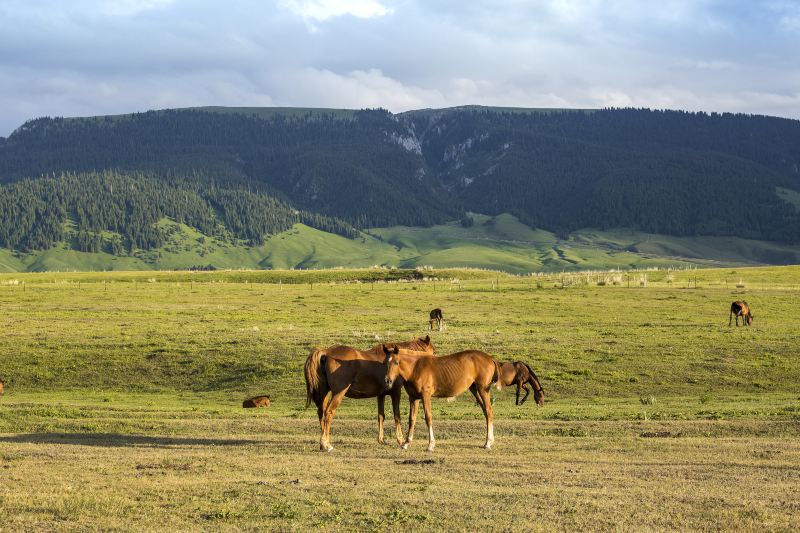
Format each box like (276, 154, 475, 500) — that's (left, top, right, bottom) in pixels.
(384, 347, 502, 451)
(304, 336, 435, 452)
(499, 362, 544, 406)
(729, 301, 754, 326)
(429, 308, 444, 331)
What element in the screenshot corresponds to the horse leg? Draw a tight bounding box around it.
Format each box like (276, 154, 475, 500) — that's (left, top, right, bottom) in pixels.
(470, 383, 484, 408)
(477, 387, 495, 449)
(321, 386, 349, 452)
(402, 397, 419, 449)
(377, 395, 386, 444)
(729, 311, 733, 326)
(422, 394, 435, 452)
(520, 383, 530, 405)
(391, 388, 404, 446)
(316, 383, 331, 449)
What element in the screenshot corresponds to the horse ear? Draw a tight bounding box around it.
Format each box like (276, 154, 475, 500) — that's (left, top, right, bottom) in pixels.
(424, 335, 430, 344)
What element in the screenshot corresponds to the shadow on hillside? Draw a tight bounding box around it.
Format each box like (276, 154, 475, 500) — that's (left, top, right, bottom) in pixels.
(0, 432, 261, 448)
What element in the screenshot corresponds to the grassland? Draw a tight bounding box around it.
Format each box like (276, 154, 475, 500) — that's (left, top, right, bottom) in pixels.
(1, 266, 799, 530)
(3, 213, 800, 274)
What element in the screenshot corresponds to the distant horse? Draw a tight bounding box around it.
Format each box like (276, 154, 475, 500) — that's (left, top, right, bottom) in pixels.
(499, 362, 544, 406)
(384, 347, 502, 451)
(429, 308, 444, 331)
(304, 336, 435, 452)
(242, 395, 271, 408)
(0, 379, 4, 395)
(729, 301, 753, 326)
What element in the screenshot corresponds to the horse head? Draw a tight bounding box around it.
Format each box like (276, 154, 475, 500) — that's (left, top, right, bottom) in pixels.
(418, 334, 435, 354)
(382, 344, 402, 388)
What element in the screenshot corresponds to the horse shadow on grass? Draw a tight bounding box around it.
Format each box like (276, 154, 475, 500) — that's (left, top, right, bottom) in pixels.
(0, 432, 261, 449)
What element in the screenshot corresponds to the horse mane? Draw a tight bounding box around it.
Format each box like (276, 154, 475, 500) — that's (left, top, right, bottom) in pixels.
(523, 363, 543, 393)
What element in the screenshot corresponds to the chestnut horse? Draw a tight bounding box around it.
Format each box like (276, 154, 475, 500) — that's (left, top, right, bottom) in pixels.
(304, 336, 434, 452)
(499, 362, 544, 406)
(384, 347, 502, 451)
(729, 301, 753, 326)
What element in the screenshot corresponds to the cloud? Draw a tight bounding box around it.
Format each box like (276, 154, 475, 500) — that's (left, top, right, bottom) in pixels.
(0, 0, 798, 136)
(278, 0, 392, 22)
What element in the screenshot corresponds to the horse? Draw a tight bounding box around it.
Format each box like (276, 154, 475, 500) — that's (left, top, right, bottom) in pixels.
(729, 301, 754, 326)
(242, 395, 271, 408)
(499, 362, 544, 406)
(383, 347, 502, 451)
(304, 336, 435, 452)
(429, 308, 444, 331)
(0, 379, 4, 395)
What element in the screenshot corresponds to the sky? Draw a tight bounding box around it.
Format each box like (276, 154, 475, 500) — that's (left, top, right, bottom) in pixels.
(1, 0, 799, 135)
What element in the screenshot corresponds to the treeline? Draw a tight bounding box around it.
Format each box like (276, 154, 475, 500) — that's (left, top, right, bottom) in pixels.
(0, 171, 357, 252)
(1, 106, 800, 243)
(0, 109, 458, 228)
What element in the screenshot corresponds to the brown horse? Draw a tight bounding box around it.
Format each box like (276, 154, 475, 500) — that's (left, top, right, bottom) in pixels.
(0, 379, 4, 395)
(242, 395, 271, 408)
(729, 301, 754, 326)
(384, 347, 502, 451)
(304, 336, 435, 452)
(429, 308, 444, 331)
(499, 362, 544, 406)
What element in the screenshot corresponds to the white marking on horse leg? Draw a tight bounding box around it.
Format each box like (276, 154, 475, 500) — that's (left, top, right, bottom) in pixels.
(485, 423, 494, 449)
(426, 425, 435, 452)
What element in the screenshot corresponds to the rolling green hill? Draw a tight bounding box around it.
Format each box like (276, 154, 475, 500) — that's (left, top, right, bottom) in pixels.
(3, 213, 799, 273)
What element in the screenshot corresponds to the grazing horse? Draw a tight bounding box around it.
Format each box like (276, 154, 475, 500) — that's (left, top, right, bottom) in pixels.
(0, 379, 4, 395)
(383, 347, 502, 451)
(429, 308, 444, 331)
(499, 362, 544, 406)
(304, 336, 435, 452)
(729, 301, 754, 326)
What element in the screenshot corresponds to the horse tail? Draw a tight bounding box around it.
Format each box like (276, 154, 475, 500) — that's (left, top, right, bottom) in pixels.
(304, 347, 326, 408)
(493, 359, 503, 391)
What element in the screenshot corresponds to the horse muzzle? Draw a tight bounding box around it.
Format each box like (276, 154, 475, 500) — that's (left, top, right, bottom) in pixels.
(385, 378, 394, 388)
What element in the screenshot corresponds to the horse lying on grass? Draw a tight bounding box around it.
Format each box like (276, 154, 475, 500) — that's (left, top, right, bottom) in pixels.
(383, 346, 502, 452)
(304, 336, 435, 452)
(499, 361, 544, 406)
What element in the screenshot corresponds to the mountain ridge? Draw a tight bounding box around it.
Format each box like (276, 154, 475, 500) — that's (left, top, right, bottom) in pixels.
(1, 105, 799, 272)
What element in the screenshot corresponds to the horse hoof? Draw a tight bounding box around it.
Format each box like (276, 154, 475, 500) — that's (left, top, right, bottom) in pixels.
(401, 443, 410, 450)
(425, 447, 435, 453)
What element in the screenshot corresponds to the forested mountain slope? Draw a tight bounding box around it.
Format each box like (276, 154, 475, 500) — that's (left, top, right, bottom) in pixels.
(1, 105, 799, 264)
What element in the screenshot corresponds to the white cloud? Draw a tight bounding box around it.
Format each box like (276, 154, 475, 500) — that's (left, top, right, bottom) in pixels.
(278, 0, 392, 22)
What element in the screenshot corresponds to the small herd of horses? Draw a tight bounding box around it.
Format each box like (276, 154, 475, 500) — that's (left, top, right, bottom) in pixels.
(304, 301, 754, 452)
(304, 308, 545, 452)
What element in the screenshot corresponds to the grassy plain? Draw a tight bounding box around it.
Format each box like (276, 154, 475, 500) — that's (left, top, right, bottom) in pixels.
(1, 266, 799, 530)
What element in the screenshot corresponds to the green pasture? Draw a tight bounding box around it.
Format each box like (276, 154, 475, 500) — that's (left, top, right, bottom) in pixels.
(1, 265, 799, 530)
